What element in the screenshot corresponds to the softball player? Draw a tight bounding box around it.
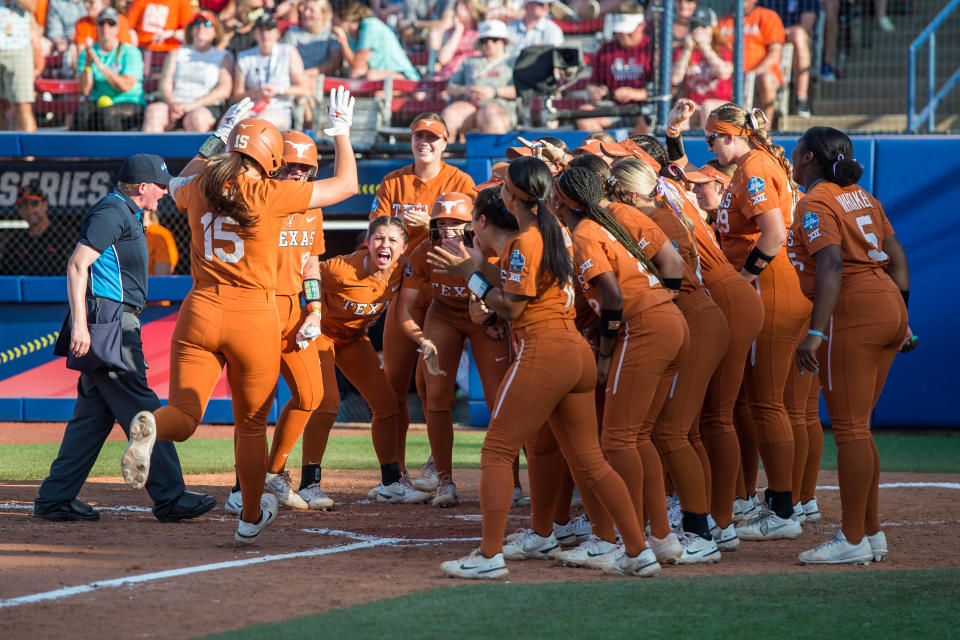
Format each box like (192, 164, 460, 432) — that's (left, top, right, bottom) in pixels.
(397, 191, 511, 507)
(120, 89, 359, 543)
(706, 103, 811, 541)
(432, 157, 660, 579)
(371, 114, 476, 487)
(790, 126, 915, 564)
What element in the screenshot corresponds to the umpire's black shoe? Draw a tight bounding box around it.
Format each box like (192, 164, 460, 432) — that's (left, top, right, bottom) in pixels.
(34, 499, 100, 522)
(154, 491, 217, 523)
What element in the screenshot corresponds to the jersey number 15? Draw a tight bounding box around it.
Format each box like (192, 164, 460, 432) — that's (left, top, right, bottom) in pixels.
(201, 212, 245, 263)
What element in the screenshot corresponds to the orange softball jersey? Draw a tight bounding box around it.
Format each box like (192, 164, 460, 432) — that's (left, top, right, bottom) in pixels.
(500, 222, 575, 329)
(275, 207, 325, 296)
(175, 174, 313, 289)
(403, 240, 471, 313)
(318, 250, 403, 343)
(370, 163, 476, 252)
(716, 149, 796, 270)
(649, 207, 703, 295)
(571, 218, 673, 318)
(605, 202, 670, 257)
(789, 181, 895, 299)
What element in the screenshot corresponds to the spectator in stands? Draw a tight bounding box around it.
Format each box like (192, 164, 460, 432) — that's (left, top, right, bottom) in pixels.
(0, 0, 38, 131)
(0, 181, 79, 276)
(284, 0, 341, 78)
(761, 0, 814, 117)
(431, 0, 484, 80)
(234, 13, 308, 128)
(223, 0, 261, 55)
(821, 0, 838, 81)
(719, 0, 784, 124)
(330, 0, 419, 81)
(505, 0, 563, 59)
(577, 12, 650, 135)
(672, 0, 698, 45)
(442, 19, 515, 139)
(126, 0, 195, 52)
(484, 0, 522, 23)
(563, 0, 626, 22)
(397, 0, 455, 74)
(73, 7, 145, 130)
(200, 0, 234, 24)
(875, 0, 892, 33)
(142, 208, 177, 275)
(74, 0, 135, 63)
(143, 10, 233, 132)
(671, 7, 731, 129)
(45, 0, 86, 54)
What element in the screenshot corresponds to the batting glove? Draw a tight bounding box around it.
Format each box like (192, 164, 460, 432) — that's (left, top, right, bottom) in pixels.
(295, 323, 322, 350)
(213, 97, 254, 144)
(323, 85, 355, 137)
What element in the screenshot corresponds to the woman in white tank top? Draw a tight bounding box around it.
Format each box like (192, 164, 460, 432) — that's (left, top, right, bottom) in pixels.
(143, 11, 235, 132)
(233, 14, 310, 130)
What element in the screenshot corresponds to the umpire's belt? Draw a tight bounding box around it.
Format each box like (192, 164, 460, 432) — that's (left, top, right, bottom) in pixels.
(93, 297, 142, 317)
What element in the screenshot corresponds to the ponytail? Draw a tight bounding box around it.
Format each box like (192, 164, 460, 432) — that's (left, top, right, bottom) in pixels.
(199, 151, 260, 239)
(798, 126, 863, 188)
(507, 157, 573, 285)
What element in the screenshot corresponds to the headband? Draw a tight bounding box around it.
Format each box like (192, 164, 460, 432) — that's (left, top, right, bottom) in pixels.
(619, 139, 662, 173)
(554, 177, 586, 212)
(705, 117, 746, 136)
(503, 171, 536, 204)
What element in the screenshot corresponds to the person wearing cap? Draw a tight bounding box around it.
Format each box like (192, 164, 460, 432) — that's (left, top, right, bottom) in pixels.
(143, 10, 234, 132)
(73, 6, 145, 130)
(0, 181, 80, 276)
(331, 0, 419, 81)
(505, 0, 563, 59)
(35, 153, 216, 524)
(233, 12, 308, 129)
(442, 19, 516, 140)
(369, 113, 475, 496)
(126, 0, 196, 52)
(686, 159, 735, 222)
(72, 0, 136, 66)
(578, 11, 652, 135)
(671, 6, 733, 129)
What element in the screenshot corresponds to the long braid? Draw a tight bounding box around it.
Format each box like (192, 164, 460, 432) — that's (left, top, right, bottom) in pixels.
(557, 168, 663, 283)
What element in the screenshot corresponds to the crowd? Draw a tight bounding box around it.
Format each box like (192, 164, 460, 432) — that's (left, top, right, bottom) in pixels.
(0, 0, 904, 134)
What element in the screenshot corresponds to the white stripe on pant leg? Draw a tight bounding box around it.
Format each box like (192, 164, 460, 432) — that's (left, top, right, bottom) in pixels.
(668, 371, 679, 399)
(492, 339, 523, 419)
(612, 321, 629, 394)
(827, 315, 834, 392)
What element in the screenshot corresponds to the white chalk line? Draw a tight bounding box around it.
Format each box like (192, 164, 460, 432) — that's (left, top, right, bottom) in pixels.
(0, 527, 480, 611)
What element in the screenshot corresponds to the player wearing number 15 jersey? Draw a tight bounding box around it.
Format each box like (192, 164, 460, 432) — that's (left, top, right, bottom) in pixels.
(789, 127, 915, 565)
(120, 90, 358, 544)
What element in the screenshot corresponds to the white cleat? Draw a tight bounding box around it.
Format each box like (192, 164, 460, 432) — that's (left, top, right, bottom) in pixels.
(732, 497, 757, 524)
(512, 486, 530, 507)
(121, 411, 157, 490)
(712, 522, 740, 551)
(265, 471, 309, 510)
(367, 484, 383, 500)
(676, 532, 721, 564)
(647, 532, 683, 563)
(802, 498, 821, 523)
(377, 480, 432, 504)
(502, 530, 559, 560)
(234, 493, 278, 545)
(553, 535, 618, 568)
(225, 490, 242, 516)
(441, 549, 508, 579)
(413, 456, 439, 492)
(298, 483, 334, 510)
(554, 513, 592, 547)
(431, 479, 459, 508)
(839, 529, 887, 562)
(603, 547, 660, 578)
(798, 531, 872, 565)
(505, 528, 530, 544)
(793, 501, 807, 525)
(736, 508, 803, 541)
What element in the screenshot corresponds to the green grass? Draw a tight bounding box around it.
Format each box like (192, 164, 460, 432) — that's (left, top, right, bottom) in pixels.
(3, 431, 959, 481)
(200, 569, 960, 640)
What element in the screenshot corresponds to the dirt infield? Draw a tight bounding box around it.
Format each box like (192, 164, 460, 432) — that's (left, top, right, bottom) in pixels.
(2, 463, 960, 640)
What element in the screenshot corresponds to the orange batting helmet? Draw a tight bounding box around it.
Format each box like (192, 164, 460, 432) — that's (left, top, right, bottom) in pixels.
(281, 130, 318, 176)
(227, 118, 284, 175)
(429, 192, 474, 246)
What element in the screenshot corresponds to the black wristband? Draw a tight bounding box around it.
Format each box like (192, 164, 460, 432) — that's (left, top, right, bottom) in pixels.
(483, 311, 499, 326)
(666, 133, 685, 163)
(663, 277, 682, 292)
(302, 278, 321, 303)
(901, 289, 909, 309)
(744, 246, 777, 276)
(599, 308, 623, 339)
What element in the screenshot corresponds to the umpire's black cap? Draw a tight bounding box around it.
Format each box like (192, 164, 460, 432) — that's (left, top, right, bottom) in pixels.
(118, 153, 172, 186)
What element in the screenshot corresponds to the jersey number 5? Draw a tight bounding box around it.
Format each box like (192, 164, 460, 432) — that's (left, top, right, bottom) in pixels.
(855, 214, 889, 262)
(200, 212, 245, 263)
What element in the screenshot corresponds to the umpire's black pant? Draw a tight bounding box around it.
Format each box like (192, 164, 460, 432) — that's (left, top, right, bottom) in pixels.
(36, 311, 185, 516)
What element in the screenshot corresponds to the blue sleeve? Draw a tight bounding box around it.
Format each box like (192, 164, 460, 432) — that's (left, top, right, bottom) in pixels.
(77, 48, 87, 70)
(119, 44, 144, 78)
(356, 18, 379, 51)
(80, 205, 124, 253)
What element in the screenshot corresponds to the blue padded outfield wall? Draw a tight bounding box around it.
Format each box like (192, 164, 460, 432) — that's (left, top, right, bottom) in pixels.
(0, 132, 955, 426)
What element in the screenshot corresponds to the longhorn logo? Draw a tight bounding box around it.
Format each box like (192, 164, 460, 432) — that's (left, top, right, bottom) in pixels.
(284, 140, 312, 158)
(237, 123, 253, 129)
(436, 199, 465, 215)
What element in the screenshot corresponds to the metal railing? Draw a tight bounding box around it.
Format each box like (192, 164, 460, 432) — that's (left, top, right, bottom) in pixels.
(908, 0, 960, 132)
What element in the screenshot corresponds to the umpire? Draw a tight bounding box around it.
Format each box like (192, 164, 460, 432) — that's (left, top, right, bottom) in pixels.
(34, 154, 216, 523)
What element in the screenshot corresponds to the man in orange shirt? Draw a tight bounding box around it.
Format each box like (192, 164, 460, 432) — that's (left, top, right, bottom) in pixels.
(142, 209, 178, 275)
(719, 0, 784, 123)
(126, 0, 195, 52)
